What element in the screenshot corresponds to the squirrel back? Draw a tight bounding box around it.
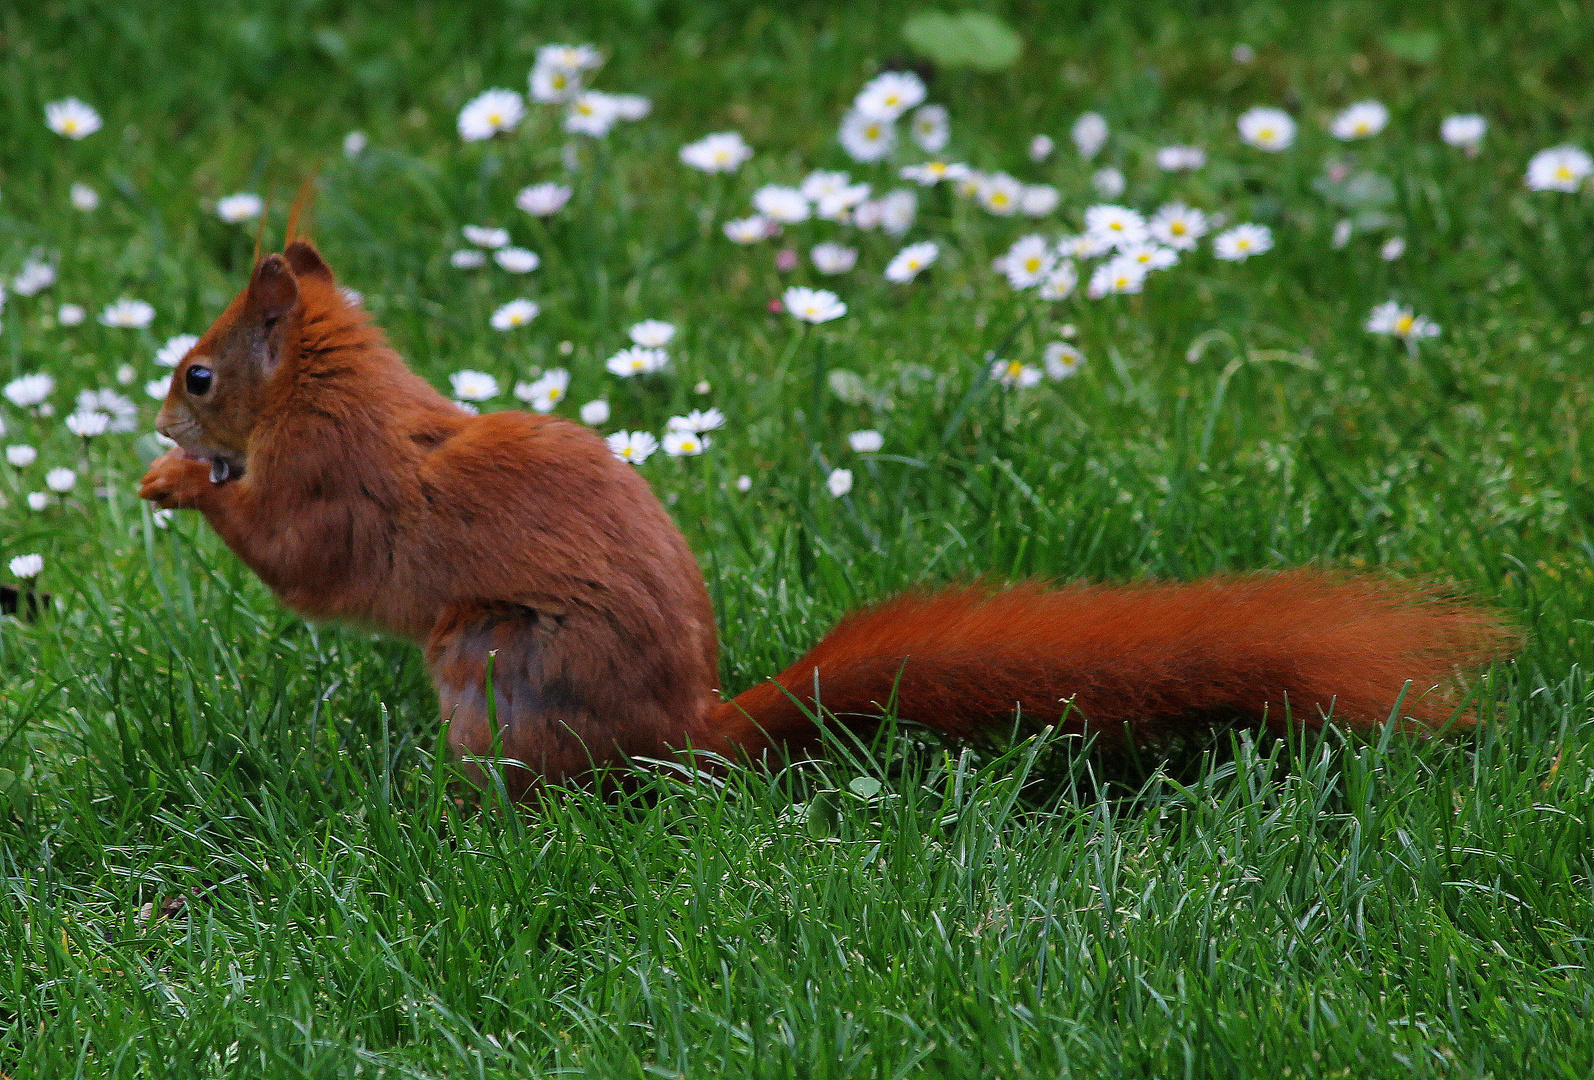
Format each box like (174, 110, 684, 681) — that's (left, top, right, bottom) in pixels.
(140, 241, 1511, 796)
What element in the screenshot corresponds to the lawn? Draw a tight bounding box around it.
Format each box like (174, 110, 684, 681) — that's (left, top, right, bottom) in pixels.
(3, 1, 1593, 1076)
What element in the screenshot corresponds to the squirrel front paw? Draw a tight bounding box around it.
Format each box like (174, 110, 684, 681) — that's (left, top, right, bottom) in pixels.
(139, 450, 213, 509)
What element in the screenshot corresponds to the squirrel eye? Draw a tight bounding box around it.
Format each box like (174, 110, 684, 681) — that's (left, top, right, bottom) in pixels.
(185, 365, 214, 396)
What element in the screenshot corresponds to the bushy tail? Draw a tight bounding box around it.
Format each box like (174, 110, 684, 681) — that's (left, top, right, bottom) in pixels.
(695, 572, 1511, 757)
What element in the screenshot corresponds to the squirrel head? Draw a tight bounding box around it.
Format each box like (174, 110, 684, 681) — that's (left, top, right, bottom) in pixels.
(156, 240, 334, 482)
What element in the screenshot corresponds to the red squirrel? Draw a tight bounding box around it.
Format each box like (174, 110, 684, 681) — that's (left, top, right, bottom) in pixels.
(139, 240, 1510, 797)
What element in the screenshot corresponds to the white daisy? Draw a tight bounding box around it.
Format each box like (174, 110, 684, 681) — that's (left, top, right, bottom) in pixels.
(1148, 203, 1209, 250)
(457, 88, 526, 142)
(1057, 232, 1115, 260)
(25, 493, 47, 511)
(1380, 236, 1406, 261)
(8, 554, 43, 579)
(69, 183, 99, 211)
(1000, 235, 1054, 289)
(1238, 106, 1296, 151)
(46, 467, 76, 493)
(752, 185, 811, 224)
(991, 358, 1044, 388)
(662, 430, 711, 457)
(815, 183, 871, 221)
(451, 249, 488, 269)
(515, 182, 573, 216)
(146, 378, 170, 401)
(826, 468, 853, 497)
(1071, 112, 1109, 158)
(450, 370, 500, 400)
(1440, 114, 1486, 153)
(565, 91, 622, 137)
(99, 299, 155, 328)
(811, 243, 859, 275)
(1330, 100, 1389, 140)
(800, 171, 853, 201)
(489, 299, 539, 330)
(679, 132, 753, 173)
(13, 260, 56, 297)
(1120, 243, 1179, 271)
(606, 347, 668, 377)
(855, 71, 926, 121)
(1086, 256, 1149, 298)
(735, 475, 753, 492)
(1212, 223, 1273, 260)
(76, 388, 137, 432)
(1526, 145, 1593, 192)
(839, 110, 897, 163)
(216, 193, 264, 223)
(1019, 185, 1060, 216)
(606, 430, 658, 464)
(877, 190, 917, 236)
(529, 62, 583, 104)
(513, 368, 570, 413)
(579, 399, 610, 425)
(783, 287, 847, 324)
(723, 215, 771, 244)
(1037, 261, 1078, 301)
(7, 445, 37, 467)
(1090, 168, 1126, 198)
(609, 95, 651, 121)
(1365, 301, 1440, 340)
(66, 410, 109, 438)
(1044, 342, 1085, 379)
(494, 247, 541, 273)
(668, 408, 725, 434)
(899, 160, 971, 186)
(910, 104, 950, 152)
(1084, 205, 1149, 250)
(1332, 219, 1354, 248)
(463, 225, 509, 248)
(343, 131, 368, 157)
(1029, 134, 1055, 161)
(884, 241, 939, 283)
(629, 320, 676, 347)
(45, 98, 102, 139)
(977, 173, 1023, 215)
(847, 429, 883, 452)
(1155, 145, 1207, 171)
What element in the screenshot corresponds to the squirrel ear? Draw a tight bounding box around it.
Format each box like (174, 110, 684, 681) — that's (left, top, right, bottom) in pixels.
(249, 254, 300, 322)
(283, 240, 333, 282)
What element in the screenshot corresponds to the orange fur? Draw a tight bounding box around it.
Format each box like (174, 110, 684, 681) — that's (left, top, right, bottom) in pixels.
(139, 242, 1511, 798)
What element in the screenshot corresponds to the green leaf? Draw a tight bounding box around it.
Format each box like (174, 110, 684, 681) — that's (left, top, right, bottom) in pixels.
(848, 775, 883, 799)
(903, 11, 1022, 72)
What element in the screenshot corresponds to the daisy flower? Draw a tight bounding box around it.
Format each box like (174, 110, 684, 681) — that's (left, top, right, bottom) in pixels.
(1057, 232, 1115, 260)
(538, 43, 602, 71)
(46, 467, 77, 493)
(1525, 145, 1593, 192)
(1365, 301, 1440, 340)
(609, 94, 650, 121)
(1037, 261, 1078, 301)
(977, 173, 1022, 215)
(1237, 106, 1296, 151)
(847, 429, 883, 452)
(70, 183, 99, 211)
(606, 347, 668, 377)
(530, 62, 583, 103)
(99, 299, 155, 328)
(899, 160, 971, 186)
(826, 468, 854, 497)
(839, 111, 897, 163)
(1212, 223, 1273, 260)
(515, 182, 573, 216)
(6, 445, 37, 468)
(1156, 145, 1207, 171)
(579, 400, 610, 425)
(1084, 205, 1149, 250)
(451, 249, 488, 269)
(1091, 168, 1126, 198)
(216, 193, 264, 223)
(514, 368, 570, 413)
(629, 320, 676, 347)
(457, 89, 526, 142)
(662, 430, 711, 457)
(1071, 112, 1108, 158)
(877, 190, 917, 236)
(854, 71, 926, 121)
(991, 358, 1044, 388)
(13, 260, 56, 297)
(45, 98, 102, 139)
(911, 105, 950, 152)
(816, 184, 871, 221)
(752, 185, 811, 224)
(77, 388, 137, 432)
(1019, 185, 1060, 216)
(1441, 114, 1486, 153)
(1044, 342, 1085, 379)
(146, 378, 170, 401)
(1086, 256, 1150, 298)
(450, 370, 499, 401)
(343, 131, 368, 156)
(723, 215, 771, 244)
(463, 225, 509, 248)
(800, 171, 853, 201)
(1332, 219, 1354, 248)
(494, 247, 541, 273)
(8, 554, 43, 579)
(1029, 134, 1055, 161)
(1120, 243, 1178, 271)
(25, 493, 47, 511)
(1380, 236, 1406, 261)
(565, 91, 621, 137)
(735, 475, 753, 492)
(606, 430, 658, 464)
(489, 299, 540, 330)
(1149, 203, 1209, 250)
(668, 408, 725, 433)
(679, 132, 753, 173)
(1000, 235, 1054, 289)
(884, 241, 939, 283)
(783, 287, 847, 324)
(1330, 100, 1389, 140)
(66, 410, 109, 438)
(811, 243, 859, 275)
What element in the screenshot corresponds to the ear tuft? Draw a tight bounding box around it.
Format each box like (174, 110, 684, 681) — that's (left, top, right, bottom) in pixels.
(283, 240, 334, 282)
(250, 254, 301, 321)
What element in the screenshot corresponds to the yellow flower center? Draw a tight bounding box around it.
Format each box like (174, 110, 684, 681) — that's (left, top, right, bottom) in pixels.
(991, 193, 1009, 206)
(866, 126, 881, 139)
(1557, 166, 1573, 180)
(1259, 127, 1274, 140)
(487, 112, 502, 126)
(1006, 361, 1023, 378)
(1394, 314, 1414, 335)
(1024, 257, 1041, 272)
(1170, 221, 1186, 235)
(548, 388, 562, 400)
(64, 119, 79, 133)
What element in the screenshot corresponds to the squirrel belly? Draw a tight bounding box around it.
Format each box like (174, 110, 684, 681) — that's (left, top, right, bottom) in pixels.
(138, 240, 1512, 798)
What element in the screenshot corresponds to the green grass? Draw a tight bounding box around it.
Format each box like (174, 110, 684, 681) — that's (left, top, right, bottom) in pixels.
(4, 1, 1594, 1075)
